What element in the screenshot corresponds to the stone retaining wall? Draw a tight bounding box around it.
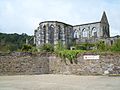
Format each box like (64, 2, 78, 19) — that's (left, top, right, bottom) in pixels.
(0, 55, 49, 75)
(49, 54, 120, 75)
(0, 53, 120, 75)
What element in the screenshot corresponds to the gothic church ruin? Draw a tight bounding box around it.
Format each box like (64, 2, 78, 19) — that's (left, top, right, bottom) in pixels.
(34, 12, 117, 48)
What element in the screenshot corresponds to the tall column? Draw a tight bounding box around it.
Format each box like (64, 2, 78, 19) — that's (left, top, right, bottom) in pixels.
(54, 24, 58, 45)
(46, 24, 49, 43)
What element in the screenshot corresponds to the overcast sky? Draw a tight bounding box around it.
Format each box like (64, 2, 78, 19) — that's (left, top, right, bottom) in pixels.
(0, 0, 120, 36)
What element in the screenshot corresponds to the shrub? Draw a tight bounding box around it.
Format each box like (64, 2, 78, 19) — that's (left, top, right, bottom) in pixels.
(39, 43, 54, 52)
(111, 39, 120, 51)
(55, 40, 67, 52)
(95, 41, 108, 51)
(21, 44, 32, 52)
(57, 50, 85, 64)
(75, 43, 95, 50)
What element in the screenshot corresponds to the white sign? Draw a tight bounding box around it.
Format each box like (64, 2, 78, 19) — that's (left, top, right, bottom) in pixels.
(83, 55, 99, 60)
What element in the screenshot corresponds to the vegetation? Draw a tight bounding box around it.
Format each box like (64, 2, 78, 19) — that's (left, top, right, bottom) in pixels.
(95, 41, 108, 51)
(55, 41, 66, 51)
(1, 32, 120, 62)
(0, 32, 33, 52)
(75, 43, 95, 50)
(39, 43, 54, 52)
(57, 50, 85, 64)
(111, 39, 120, 52)
(21, 44, 32, 52)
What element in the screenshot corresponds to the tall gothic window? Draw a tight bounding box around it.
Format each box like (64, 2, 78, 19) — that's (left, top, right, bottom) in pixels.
(74, 29, 79, 39)
(82, 28, 88, 37)
(91, 27, 97, 38)
(58, 25, 62, 40)
(48, 25, 54, 44)
(43, 25, 46, 43)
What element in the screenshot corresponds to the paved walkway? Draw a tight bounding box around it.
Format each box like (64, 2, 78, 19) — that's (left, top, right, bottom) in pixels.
(0, 74, 120, 90)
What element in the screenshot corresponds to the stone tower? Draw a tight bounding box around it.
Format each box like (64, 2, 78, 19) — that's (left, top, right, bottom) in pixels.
(100, 11, 110, 38)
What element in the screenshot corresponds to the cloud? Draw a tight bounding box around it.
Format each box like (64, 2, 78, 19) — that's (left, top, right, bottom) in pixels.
(0, 0, 120, 36)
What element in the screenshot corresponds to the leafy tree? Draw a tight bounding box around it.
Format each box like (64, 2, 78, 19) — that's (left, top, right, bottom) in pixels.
(0, 32, 34, 52)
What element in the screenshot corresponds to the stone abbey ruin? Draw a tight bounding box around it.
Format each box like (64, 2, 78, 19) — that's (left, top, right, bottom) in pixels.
(34, 11, 119, 48)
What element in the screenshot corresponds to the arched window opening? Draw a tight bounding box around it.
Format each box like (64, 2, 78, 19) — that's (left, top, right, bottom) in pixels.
(48, 25, 54, 44)
(74, 29, 79, 39)
(82, 28, 88, 37)
(91, 27, 97, 38)
(58, 25, 62, 40)
(43, 25, 46, 43)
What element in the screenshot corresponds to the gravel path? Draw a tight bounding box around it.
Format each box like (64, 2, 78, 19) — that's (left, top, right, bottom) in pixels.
(0, 74, 120, 90)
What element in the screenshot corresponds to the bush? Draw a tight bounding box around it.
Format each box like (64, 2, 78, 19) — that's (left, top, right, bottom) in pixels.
(95, 41, 108, 51)
(111, 39, 120, 51)
(57, 50, 85, 64)
(21, 44, 32, 52)
(39, 43, 54, 52)
(55, 41, 66, 52)
(75, 43, 95, 50)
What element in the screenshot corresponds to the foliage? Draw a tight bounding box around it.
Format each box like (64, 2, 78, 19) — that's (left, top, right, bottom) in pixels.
(55, 40, 66, 51)
(75, 43, 95, 50)
(0, 32, 33, 52)
(39, 43, 54, 52)
(21, 44, 32, 52)
(111, 39, 120, 51)
(57, 50, 85, 63)
(95, 41, 107, 51)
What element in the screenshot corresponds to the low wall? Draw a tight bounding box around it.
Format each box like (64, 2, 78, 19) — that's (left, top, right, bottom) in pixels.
(49, 54, 120, 75)
(0, 53, 120, 75)
(0, 55, 49, 75)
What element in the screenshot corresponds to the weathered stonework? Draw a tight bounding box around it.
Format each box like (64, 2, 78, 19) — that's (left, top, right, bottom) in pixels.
(0, 55, 49, 75)
(0, 53, 120, 75)
(49, 54, 120, 75)
(34, 11, 116, 48)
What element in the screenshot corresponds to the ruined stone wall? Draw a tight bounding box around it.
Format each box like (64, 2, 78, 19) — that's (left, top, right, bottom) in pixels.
(0, 55, 49, 75)
(0, 53, 120, 75)
(49, 54, 120, 75)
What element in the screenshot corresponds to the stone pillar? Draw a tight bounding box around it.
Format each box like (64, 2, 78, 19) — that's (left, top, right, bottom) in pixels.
(46, 24, 49, 43)
(54, 23, 58, 45)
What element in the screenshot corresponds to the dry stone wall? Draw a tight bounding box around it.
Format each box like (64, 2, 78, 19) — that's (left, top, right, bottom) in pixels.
(49, 54, 120, 75)
(0, 55, 49, 75)
(0, 53, 120, 75)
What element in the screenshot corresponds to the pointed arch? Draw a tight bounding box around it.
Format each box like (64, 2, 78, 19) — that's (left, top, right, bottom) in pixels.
(43, 25, 46, 43)
(74, 29, 79, 38)
(91, 27, 97, 38)
(48, 24, 54, 44)
(58, 25, 62, 40)
(82, 28, 88, 37)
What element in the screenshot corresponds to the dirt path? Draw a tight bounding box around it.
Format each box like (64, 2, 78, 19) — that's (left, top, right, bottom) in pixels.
(0, 74, 120, 90)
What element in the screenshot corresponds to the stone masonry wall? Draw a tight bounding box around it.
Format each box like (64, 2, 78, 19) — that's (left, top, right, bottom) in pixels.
(0, 53, 120, 75)
(0, 55, 49, 75)
(49, 54, 120, 75)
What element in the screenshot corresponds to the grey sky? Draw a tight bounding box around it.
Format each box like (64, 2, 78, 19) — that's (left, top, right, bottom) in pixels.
(0, 0, 120, 36)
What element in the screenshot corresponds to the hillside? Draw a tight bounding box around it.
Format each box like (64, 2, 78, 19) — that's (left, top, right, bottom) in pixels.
(0, 32, 34, 52)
